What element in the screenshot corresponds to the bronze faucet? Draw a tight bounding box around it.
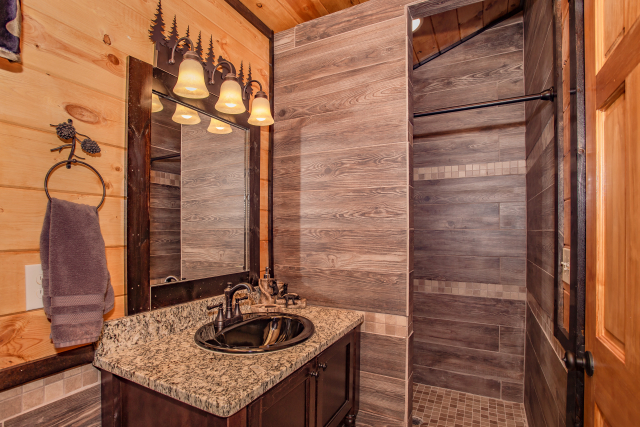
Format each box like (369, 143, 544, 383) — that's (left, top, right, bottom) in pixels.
(207, 282, 255, 332)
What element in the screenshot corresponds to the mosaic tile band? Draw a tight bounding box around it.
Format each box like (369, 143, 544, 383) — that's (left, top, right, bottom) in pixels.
(150, 170, 181, 187)
(414, 161, 526, 181)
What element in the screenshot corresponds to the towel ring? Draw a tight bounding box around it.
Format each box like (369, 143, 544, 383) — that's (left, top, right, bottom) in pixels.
(44, 160, 106, 209)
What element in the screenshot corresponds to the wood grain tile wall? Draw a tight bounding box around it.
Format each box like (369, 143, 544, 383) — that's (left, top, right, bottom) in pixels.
(412, 13, 526, 402)
(522, 0, 568, 424)
(273, 0, 419, 423)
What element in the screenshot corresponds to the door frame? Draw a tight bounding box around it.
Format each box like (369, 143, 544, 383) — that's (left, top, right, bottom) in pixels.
(552, 0, 588, 425)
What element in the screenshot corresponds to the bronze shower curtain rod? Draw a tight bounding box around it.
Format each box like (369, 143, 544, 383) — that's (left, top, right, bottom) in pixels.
(413, 88, 556, 118)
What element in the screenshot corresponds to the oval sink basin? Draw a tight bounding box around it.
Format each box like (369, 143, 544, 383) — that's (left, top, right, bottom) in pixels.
(194, 313, 315, 354)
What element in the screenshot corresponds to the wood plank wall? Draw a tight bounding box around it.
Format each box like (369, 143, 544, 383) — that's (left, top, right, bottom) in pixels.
(522, 0, 569, 425)
(412, 13, 527, 403)
(150, 97, 181, 283)
(0, 0, 270, 398)
(181, 117, 247, 279)
(273, 0, 417, 424)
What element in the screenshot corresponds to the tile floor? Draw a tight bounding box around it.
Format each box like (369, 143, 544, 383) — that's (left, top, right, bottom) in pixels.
(412, 383, 528, 427)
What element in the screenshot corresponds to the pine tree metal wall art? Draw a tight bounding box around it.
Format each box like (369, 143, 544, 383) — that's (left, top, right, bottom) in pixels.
(149, 0, 254, 110)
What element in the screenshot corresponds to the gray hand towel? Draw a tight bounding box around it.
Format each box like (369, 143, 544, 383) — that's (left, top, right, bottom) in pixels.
(40, 198, 115, 348)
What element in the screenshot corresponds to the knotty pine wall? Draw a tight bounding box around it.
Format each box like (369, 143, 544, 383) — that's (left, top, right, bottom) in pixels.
(0, 0, 270, 378)
(522, 0, 569, 424)
(412, 13, 527, 402)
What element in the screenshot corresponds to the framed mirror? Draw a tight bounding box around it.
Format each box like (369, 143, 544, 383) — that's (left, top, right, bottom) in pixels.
(126, 59, 262, 313)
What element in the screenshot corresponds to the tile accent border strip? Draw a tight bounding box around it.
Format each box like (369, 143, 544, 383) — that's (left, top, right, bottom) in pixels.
(360, 311, 409, 338)
(414, 161, 526, 181)
(0, 364, 100, 424)
(414, 279, 526, 301)
(150, 170, 180, 187)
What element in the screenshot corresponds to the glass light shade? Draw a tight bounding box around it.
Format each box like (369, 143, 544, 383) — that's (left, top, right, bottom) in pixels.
(215, 78, 246, 114)
(412, 18, 422, 32)
(172, 104, 201, 125)
(207, 118, 232, 134)
(151, 94, 164, 113)
(172, 57, 209, 99)
(247, 95, 274, 126)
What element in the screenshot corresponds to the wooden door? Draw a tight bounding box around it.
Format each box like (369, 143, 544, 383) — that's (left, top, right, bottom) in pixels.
(585, 0, 640, 425)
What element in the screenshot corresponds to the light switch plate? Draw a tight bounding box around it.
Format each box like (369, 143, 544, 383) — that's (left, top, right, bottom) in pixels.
(25, 264, 44, 311)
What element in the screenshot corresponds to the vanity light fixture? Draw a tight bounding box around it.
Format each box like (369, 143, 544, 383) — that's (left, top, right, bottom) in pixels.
(169, 37, 209, 99)
(207, 118, 232, 134)
(214, 59, 246, 115)
(172, 104, 201, 125)
(151, 94, 164, 112)
(243, 79, 274, 126)
(412, 18, 422, 32)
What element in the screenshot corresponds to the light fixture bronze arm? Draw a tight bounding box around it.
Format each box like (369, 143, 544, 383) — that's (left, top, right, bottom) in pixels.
(210, 59, 237, 84)
(168, 36, 195, 64)
(242, 79, 264, 100)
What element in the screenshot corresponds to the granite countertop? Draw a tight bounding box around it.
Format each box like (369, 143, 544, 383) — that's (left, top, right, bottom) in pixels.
(94, 293, 363, 418)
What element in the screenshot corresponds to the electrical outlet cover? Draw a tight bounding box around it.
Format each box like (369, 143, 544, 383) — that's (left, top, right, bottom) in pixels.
(25, 264, 44, 311)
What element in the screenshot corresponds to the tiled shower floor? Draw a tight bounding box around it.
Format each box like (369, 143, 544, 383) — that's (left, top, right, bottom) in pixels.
(412, 384, 528, 427)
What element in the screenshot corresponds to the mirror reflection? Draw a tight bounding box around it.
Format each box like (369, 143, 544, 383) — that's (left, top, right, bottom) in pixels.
(149, 95, 249, 286)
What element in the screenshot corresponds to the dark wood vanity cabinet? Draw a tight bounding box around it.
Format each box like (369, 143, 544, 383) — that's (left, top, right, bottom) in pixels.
(247, 328, 360, 427)
(101, 326, 360, 427)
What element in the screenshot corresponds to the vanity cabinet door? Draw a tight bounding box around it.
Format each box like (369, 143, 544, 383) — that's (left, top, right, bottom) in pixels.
(247, 358, 317, 427)
(315, 333, 357, 427)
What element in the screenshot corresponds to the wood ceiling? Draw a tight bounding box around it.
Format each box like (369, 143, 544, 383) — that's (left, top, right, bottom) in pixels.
(240, 0, 519, 69)
(238, 0, 369, 33)
(412, 0, 520, 66)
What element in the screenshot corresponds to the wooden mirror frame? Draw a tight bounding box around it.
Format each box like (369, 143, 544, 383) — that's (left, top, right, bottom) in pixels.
(126, 59, 265, 314)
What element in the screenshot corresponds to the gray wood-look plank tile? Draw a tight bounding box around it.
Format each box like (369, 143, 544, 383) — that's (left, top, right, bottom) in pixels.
(273, 143, 407, 193)
(414, 316, 500, 352)
(413, 50, 524, 96)
(526, 306, 567, 411)
(277, 16, 406, 87)
(500, 257, 526, 287)
(501, 381, 524, 403)
(273, 186, 407, 230)
(361, 332, 407, 380)
(414, 130, 500, 167)
(414, 340, 524, 381)
(360, 371, 406, 422)
(415, 229, 526, 257)
(274, 265, 406, 315)
(526, 260, 555, 317)
(500, 326, 525, 355)
(500, 202, 526, 229)
(413, 203, 500, 230)
(274, 229, 407, 272)
(415, 254, 501, 284)
(5, 385, 100, 427)
(527, 230, 555, 276)
(414, 293, 525, 328)
(414, 175, 526, 205)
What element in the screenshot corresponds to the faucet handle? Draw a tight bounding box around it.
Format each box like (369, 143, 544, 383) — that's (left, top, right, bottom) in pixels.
(234, 296, 249, 317)
(207, 302, 223, 311)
